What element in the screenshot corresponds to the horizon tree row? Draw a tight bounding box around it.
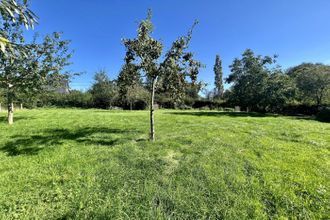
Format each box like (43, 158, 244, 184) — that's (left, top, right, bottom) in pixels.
(8, 51, 329, 113)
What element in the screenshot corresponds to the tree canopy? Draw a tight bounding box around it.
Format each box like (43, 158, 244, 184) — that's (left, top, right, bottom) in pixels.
(287, 63, 330, 106)
(0, 17, 73, 124)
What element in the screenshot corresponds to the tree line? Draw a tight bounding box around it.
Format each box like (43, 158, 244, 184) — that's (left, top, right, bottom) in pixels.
(25, 51, 330, 114)
(219, 50, 330, 113)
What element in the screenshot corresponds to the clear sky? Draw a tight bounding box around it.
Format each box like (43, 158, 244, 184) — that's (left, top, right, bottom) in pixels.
(27, 0, 330, 90)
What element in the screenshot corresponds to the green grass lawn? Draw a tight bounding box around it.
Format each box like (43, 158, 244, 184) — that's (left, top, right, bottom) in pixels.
(0, 109, 329, 219)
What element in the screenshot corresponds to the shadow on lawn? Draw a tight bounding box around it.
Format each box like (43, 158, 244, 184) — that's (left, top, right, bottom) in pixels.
(167, 111, 318, 121)
(0, 115, 36, 123)
(167, 111, 279, 118)
(1, 127, 143, 156)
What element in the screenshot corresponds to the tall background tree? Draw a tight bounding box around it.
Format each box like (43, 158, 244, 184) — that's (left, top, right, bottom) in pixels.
(214, 54, 224, 99)
(226, 49, 282, 111)
(122, 10, 201, 140)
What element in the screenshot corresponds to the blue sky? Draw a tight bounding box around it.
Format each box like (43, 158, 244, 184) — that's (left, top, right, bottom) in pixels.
(27, 0, 330, 91)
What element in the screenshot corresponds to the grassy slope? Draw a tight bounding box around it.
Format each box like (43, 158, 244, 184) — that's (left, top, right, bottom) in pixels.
(0, 109, 329, 219)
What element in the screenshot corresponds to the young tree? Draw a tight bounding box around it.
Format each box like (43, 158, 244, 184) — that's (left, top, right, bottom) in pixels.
(0, 22, 73, 124)
(214, 55, 224, 99)
(90, 70, 118, 109)
(123, 10, 201, 141)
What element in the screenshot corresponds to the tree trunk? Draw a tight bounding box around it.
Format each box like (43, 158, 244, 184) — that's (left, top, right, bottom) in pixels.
(149, 78, 157, 141)
(20, 103, 23, 110)
(130, 102, 133, 111)
(317, 91, 323, 107)
(8, 102, 14, 125)
(7, 85, 14, 125)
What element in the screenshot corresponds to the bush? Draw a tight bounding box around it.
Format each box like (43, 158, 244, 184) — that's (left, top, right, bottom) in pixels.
(316, 108, 330, 122)
(193, 100, 224, 110)
(34, 91, 93, 108)
(183, 97, 195, 107)
(134, 100, 148, 110)
(199, 106, 210, 110)
(177, 104, 192, 110)
(224, 108, 235, 112)
(282, 105, 319, 116)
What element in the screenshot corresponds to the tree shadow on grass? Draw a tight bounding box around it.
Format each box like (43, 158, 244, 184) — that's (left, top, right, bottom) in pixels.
(0, 127, 143, 156)
(0, 115, 36, 124)
(166, 111, 279, 118)
(167, 111, 320, 120)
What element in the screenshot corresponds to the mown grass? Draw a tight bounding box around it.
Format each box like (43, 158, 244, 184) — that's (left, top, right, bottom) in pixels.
(0, 109, 329, 219)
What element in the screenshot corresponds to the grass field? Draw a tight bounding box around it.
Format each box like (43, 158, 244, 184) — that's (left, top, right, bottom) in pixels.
(0, 109, 329, 219)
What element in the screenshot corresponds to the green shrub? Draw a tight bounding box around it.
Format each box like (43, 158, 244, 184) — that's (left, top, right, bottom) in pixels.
(224, 108, 235, 112)
(177, 104, 192, 110)
(316, 108, 330, 122)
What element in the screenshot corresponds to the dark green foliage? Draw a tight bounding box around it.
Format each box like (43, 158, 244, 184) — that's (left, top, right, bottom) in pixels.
(225, 54, 330, 114)
(260, 72, 295, 112)
(316, 107, 330, 122)
(226, 49, 276, 111)
(214, 55, 224, 99)
(90, 70, 118, 109)
(281, 105, 319, 116)
(226, 49, 295, 112)
(43, 91, 93, 108)
(192, 100, 224, 110)
(287, 63, 330, 106)
(0, 88, 4, 103)
(117, 63, 148, 110)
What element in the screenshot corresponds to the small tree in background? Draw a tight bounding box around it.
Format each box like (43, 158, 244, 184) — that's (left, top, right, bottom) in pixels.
(123, 10, 201, 141)
(214, 54, 224, 99)
(117, 62, 145, 109)
(125, 84, 149, 110)
(90, 70, 118, 109)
